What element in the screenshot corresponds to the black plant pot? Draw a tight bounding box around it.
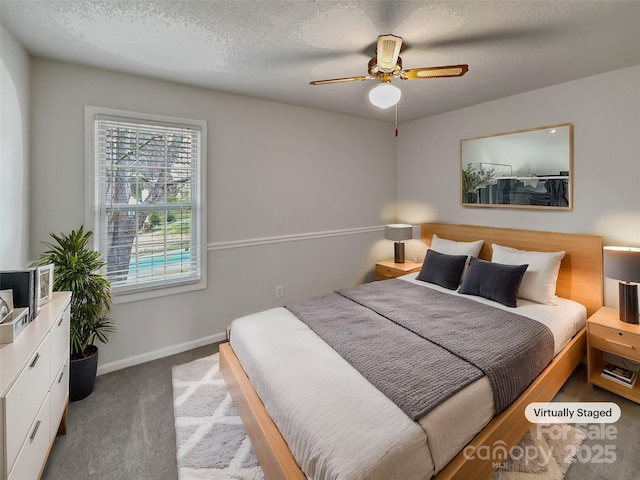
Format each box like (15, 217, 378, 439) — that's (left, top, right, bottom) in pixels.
(70, 345, 99, 402)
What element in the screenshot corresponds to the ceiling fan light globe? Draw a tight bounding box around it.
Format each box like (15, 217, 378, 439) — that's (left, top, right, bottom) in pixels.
(368, 83, 401, 109)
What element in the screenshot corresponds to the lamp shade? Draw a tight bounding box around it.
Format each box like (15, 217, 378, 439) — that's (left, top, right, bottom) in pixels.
(604, 246, 640, 282)
(385, 224, 412, 242)
(604, 246, 640, 324)
(369, 83, 401, 109)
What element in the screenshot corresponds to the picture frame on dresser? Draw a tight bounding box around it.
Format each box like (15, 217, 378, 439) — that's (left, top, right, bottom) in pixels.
(37, 264, 54, 306)
(0, 269, 39, 321)
(0, 290, 13, 322)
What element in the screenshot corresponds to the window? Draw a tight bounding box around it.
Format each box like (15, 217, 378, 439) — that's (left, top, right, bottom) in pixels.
(86, 107, 206, 299)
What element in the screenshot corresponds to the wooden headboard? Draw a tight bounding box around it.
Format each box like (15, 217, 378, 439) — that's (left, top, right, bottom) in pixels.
(421, 223, 603, 317)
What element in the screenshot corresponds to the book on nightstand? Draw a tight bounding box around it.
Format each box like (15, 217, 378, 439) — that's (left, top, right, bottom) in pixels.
(601, 364, 637, 388)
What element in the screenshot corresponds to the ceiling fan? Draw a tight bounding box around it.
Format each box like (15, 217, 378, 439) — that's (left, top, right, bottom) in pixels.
(310, 34, 468, 109)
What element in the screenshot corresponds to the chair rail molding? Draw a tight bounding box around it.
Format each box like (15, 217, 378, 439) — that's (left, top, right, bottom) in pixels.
(207, 225, 384, 251)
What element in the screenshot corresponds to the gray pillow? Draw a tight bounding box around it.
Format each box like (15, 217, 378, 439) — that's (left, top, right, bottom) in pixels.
(459, 257, 528, 308)
(416, 249, 468, 290)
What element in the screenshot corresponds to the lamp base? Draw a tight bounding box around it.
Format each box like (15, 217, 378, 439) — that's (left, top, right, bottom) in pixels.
(394, 242, 405, 263)
(618, 282, 639, 324)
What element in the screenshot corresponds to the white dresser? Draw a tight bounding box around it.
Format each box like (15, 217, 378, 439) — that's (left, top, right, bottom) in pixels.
(0, 292, 71, 480)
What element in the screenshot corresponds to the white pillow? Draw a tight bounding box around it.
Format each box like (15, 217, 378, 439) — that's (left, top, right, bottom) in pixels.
(431, 234, 483, 257)
(491, 244, 565, 305)
(430, 234, 484, 283)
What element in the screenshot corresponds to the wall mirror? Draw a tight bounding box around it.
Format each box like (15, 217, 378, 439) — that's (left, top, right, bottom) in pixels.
(460, 123, 573, 209)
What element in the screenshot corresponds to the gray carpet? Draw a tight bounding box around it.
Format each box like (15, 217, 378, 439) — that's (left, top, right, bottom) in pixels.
(42, 344, 218, 480)
(42, 345, 639, 480)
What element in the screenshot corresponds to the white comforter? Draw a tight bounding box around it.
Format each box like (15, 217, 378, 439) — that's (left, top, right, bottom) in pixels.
(229, 275, 586, 479)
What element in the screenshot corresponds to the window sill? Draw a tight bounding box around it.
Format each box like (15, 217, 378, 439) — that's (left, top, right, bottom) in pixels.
(111, 278, 207, 305)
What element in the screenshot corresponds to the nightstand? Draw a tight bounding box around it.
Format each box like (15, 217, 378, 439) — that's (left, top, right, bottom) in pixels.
(375, 259, 422, 281)
(587, 306, 640, 404)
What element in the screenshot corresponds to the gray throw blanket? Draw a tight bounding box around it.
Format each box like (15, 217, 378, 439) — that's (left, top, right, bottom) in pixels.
(286, 279, 554, 420)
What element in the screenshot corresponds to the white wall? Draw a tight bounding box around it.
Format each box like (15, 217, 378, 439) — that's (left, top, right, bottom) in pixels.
(0, 25, 30, 269)
(29, 59, 396, 372)
(397, 65, 640, 309)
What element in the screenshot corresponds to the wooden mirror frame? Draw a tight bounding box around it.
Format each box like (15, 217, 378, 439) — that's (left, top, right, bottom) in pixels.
(460, 123, 573, 210)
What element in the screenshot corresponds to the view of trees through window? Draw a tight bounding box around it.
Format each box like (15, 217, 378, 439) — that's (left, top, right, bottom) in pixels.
(96, 117, 199, 289)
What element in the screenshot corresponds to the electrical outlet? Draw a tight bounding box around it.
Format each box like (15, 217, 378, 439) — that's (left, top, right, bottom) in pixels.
(275, 285, 284, 298)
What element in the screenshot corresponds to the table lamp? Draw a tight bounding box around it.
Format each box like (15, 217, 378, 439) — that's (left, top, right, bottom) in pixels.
(604, 246, 640, 324)
(385, 224, 413, 263)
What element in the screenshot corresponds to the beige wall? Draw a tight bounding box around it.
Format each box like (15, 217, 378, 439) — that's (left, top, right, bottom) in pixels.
(0, 25, 30, 269)
(9, 37, 640, 371)
(28, 59, 396, 372)
(397, 65, 640, 309)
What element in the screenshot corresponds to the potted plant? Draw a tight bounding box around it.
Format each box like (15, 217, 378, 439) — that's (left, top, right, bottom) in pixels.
(33, 226, 114, 401)
(461, 164, 496, 203)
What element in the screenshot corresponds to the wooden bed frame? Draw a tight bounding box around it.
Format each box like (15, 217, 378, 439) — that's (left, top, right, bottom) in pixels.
(220, 223, 603, 480)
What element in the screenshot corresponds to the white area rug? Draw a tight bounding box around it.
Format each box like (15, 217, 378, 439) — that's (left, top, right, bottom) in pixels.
(172, 354, 584, 480)
(172, 354, 264, 480)
(492, 424, 586, 480)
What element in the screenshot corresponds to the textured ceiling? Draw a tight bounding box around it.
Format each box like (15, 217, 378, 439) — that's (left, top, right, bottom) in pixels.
(2, 1, 640, 122)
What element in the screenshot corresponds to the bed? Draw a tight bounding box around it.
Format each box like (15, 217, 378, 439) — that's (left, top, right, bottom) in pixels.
(220, 223, 603, 480)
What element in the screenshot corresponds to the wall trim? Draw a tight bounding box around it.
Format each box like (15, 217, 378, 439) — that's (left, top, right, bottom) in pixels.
(98, 225, 384, 374)
(207, 225, 384, 251)
(97, 332, 227, 376)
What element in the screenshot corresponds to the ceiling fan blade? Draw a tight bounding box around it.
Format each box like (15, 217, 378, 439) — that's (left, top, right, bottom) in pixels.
(309, 75, 369, 85)
(400, 64, 469, 80)
(376, 34, 403, 72)
(413, 25, 561, 50)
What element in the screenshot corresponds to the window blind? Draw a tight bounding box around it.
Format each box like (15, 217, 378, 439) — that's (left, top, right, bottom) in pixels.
(94, 116, 202, 292)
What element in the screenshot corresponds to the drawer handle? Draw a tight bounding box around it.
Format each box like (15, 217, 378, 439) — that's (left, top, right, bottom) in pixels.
(58, 371, 65, 384)
(29, 353, 41, 369)
(57, 315, 64, 327)
(604, 338, 636, 350)
(29, 420, 41, 442)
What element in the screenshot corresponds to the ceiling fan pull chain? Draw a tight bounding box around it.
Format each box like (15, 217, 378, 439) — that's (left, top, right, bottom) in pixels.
(395, 104, 399, 137)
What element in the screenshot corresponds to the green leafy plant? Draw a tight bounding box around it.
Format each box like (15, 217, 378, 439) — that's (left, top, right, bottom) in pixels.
(33, 227, 114, 359)
(462, 164, 496, 193)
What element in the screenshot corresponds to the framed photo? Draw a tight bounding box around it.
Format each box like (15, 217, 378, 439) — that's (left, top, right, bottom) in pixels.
(0, 289, 14, 323)
(37, 264, 54, 306)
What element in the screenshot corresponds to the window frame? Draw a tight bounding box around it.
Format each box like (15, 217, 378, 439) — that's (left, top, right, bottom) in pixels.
(85, 106, 207, 304)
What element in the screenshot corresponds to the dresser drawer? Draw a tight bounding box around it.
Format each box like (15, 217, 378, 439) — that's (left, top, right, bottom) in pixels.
(376, 265, 399, 280)
(50, 359, 69, 441)
(4, 335, 51, 470)
(8, 394, 51, 480)
(375, 261, 422, 281)
(50, 307, 70, 382)
(589, 323, 640, 360)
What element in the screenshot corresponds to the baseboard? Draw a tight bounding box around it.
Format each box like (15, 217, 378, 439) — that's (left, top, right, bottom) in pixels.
(96, 332, 227, 376)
